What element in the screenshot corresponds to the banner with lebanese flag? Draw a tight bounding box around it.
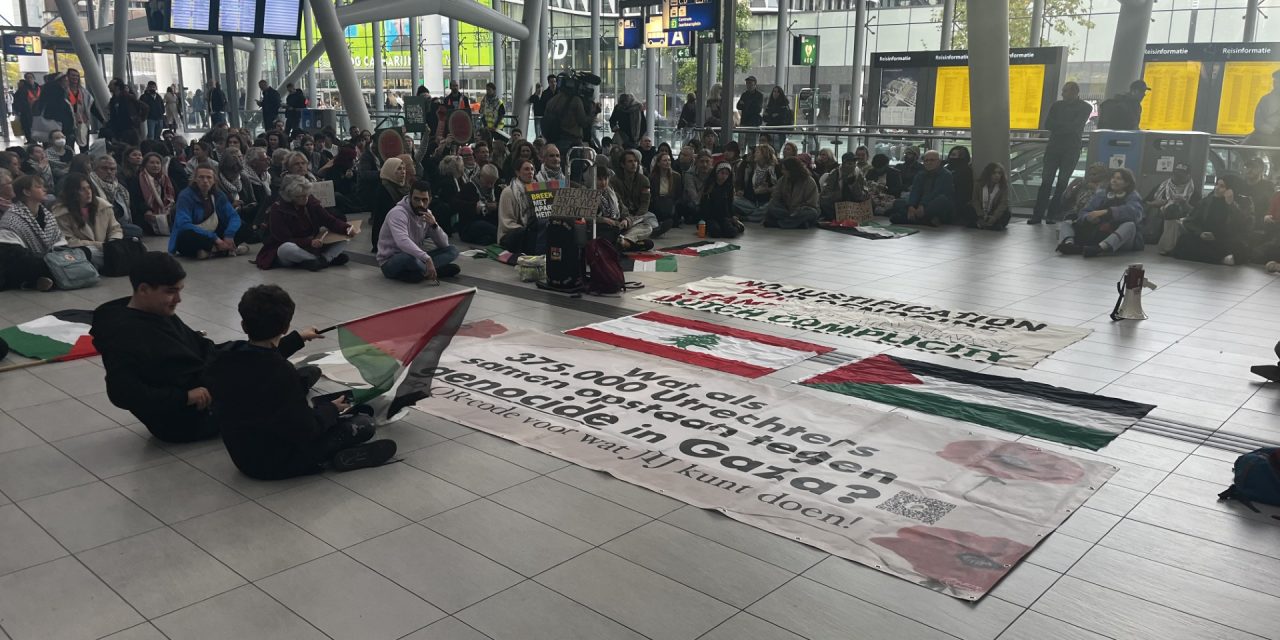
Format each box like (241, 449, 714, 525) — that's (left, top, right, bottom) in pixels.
(800, 354, 1156, 449)
(297, 289, 474, 421)
(565, 311, 833, 378)
(0, 310, 98, 362)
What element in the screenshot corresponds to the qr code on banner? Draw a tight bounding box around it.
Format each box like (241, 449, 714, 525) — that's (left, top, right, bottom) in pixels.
(876, 491, 956, 525)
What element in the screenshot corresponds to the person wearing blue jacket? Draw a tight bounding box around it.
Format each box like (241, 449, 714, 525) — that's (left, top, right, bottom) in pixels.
(1056, 167, 1144, 257)
(170, 164, 245, 259)
(887, 150, 955, 226)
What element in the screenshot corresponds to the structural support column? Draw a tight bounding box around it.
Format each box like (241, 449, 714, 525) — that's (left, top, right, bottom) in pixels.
(373, 21, 385, 110)
(112, 0, 128, 81)
(540, 3, 551, 83)
(448, 18, 461, 87)
(425, 17, 444, 94)
(775, 0, 788, 90)
(966, 0, 1009, 172)
(1244, 0, 1260, 42)
(310, 0, 371, 130)
(939, 0, 955, 50)
(245, 39, 266, 121)
(493, 33, 505, 100)
(53, 0, 113, 108)
(1029, 0, 1045, 47)
(1105, 0, 1154, 99)
(275, 41, 287, 85)
(719, 0, 736, 145)
(304, 4, 317, 103)
(281, 42, 326, 91)
(590, 0, 601, 79)
(514, 0, 547, 134)
(851, 0, 866, 126)
(695, 39, 707, 128)
(645, 48, 657, 140)
(223, 37, 241, 127)
(410, 17, 421, 91)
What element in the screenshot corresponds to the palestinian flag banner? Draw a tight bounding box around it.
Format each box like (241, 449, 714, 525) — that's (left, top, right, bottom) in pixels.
(0, 310, 98, 362)
(658, 240, 741, 256)
(565, 310, 833, 378)
(800, 354, 1156, 449)
(298, 289, 474, 421)
(623, 253, 677, 272)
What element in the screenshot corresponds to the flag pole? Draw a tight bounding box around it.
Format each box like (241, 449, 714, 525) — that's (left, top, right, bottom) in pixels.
(315, 287, 480, 335)
(0, 358, 57, 373)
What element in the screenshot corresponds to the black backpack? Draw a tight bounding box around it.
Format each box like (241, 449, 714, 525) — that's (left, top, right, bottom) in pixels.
(101, 237, 145, 278)
(540, 216, 584, 292)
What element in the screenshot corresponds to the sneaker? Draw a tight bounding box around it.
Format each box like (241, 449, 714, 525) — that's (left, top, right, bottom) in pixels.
(1056, 240, 1081, 255)
(234, 243, 250, 256)
(1222, 255, 1235, 266)
(1267, 261, 1280, 274)
(1082, 245, 1102, 258)
(328, 253, 350, 267)
(298, 257, 328, 271)
(1026, 218, 1042, 225)
(195, 249, 211, 260)
(35, 276, 54, 292)
(436, 263, 461, 278)
(635, 239, 655, 251)
(330, 440, 397, 472)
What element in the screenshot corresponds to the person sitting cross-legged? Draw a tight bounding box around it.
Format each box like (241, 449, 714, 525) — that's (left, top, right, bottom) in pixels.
(171, 164, 247, 259)
(596, 165, 656, 250)
(377, 179, 461, 282)
(763, 157, 820, 229)
(256, 175, 353, 271)
(699, 162, 745, 238)
(208, 284, 397, 480)
(887, 150, 955, 226)
(1057, 167, 1144, 258)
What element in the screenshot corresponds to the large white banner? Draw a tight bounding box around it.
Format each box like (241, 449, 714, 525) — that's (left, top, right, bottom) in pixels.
(636, 276, 1093, 369)
(414, 331, 1115, 600)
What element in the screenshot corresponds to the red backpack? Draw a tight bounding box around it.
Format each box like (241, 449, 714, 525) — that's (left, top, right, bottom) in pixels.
(584, 238, 626, 295)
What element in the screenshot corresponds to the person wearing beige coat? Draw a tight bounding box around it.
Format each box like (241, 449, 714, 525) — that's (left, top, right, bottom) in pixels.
(53, 176, 123, 269)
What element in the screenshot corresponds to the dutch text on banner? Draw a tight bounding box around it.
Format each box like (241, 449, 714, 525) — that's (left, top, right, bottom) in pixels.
(413, 330, 1115, 600)
(636, 276, 1091, 368)
(565, 311, 834, 378)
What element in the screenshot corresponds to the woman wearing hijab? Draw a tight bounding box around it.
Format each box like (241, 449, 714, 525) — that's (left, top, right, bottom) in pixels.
(129, 152, 177, 235)
(699, 162, 744, 238)
(369, 156, 410, 251)
(1057, 167, 1144, 257)
(945, 146, 974, 225)
(1171, 174, 1250, 265)
(0, 175, 65, 290)
(53, 173, 124, 269)
(969, 162, 1011, 230)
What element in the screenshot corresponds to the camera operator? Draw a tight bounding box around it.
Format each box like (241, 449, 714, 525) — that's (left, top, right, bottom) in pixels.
(544, 72, 601, 159)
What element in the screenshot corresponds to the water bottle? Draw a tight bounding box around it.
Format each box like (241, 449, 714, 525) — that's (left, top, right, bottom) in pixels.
(697, 220, 706, 238)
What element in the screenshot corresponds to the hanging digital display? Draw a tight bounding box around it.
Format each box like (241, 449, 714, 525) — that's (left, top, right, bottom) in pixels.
(1141, 43, 1280, 135)
(261, 0, 302, 38)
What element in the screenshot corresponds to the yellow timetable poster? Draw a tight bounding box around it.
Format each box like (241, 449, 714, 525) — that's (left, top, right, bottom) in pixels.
(1140, 61, 1201, 131)
(1217, 61, 1280, 135)
(931, 64, 1047, 129)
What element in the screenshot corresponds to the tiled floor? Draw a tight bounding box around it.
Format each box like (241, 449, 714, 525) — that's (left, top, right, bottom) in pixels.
(0, 219, 1277, 640)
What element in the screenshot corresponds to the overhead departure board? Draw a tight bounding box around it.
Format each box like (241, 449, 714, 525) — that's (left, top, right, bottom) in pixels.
(1217, 61, 1280, 135)
(1142, 43, 1280, 135)
(217, 0, 257, 33)
(1139, 61, 1201, 131)
(168, 0, 211, 32)
(261, 0, 301, 38)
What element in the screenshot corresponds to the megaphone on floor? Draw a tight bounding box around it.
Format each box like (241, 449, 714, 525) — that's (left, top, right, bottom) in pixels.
(1110, 263, 1157, 321)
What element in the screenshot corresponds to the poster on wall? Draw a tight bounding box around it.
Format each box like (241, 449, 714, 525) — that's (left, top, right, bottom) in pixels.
(877, 67, 922, 126)
(1142, 43, 1280, 135)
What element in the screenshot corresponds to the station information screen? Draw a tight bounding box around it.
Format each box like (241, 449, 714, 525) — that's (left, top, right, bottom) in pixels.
(929, 55, 1049, 129)
(663, 0, 717, 32)
(1139, 61, 1201, 131)
(168, 0, 211, 32)
(1142, 43, 1280, 135)
(618, 16, 643, 50)
(261, 0, 301, 38)
(217, 0, 257, 34)
(1217, 61, 1280, 135)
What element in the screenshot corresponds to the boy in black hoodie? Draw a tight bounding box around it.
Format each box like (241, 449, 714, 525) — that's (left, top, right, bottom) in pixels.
(208, 285, 396, 479)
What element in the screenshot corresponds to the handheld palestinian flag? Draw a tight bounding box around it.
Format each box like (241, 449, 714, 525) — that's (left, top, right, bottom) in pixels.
(0, 310, 98, 362)
(658, 240, 741, 256)
(298, 289, 474, 421)
(566, 311, 833, 378)
(800, 354, 1156, 450)
(623, 252, 677, 272)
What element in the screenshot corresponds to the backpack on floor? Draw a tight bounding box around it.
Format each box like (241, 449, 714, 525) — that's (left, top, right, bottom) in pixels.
(1217, 447, 1280, 512)
(583, 237, 624, 295)
(101, 237, 145, 278)
(540, 216, 584, 293)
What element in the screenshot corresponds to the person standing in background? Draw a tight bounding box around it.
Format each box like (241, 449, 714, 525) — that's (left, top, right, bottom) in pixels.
(258, 79, 282, 131)
(737, 76, 764, 146)
(1029, 81, 1093, 224)
(1245, 69, 1280, 176)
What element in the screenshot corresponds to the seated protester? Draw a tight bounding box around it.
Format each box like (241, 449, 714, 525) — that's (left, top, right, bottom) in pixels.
(888, 150, 955, 226)
(0, 175, 63, 291)
(216, 151, 260, 245)
(945, 145, 974, 224)
(0, 168, 13, 216)
(368, 157, 410, 251)
(698, 162, 745, 238)
(1141, 162, 1201, 246)
(459, 145, 480, 182)
(376, 180, 461, 282)
(1057, 167, 1144, 257)
(967, 162, 1012, 230)
(185, 141, 218, 178)
(1251, 192, 1280, 268)
(208, 285, 395, 480)
(503, 140, 538, 182)
(864, 153, 904, 214)
(129, 152, 177, 236)
(674, 145, 695, 175)
(812, 148, 838, 183)
(610, 150, 657, 239)
(432, 155, 467, 235)
(454, 164, 501, 245)
(46, 131, 73, 179)
(897, 146, 923, 186)
(22, 145, 56, 197)
(597, 166, 655, 250)
(268, 147, 291, 193)
(648, 150, 680, 236)
(240, 147, 274, 240)
(734, 144, 779, 223)
(1242, 157, 1276, 216)
(763, 157, 821, 229)
(92, 253, 319, 443)
(1058, 163, 1109, 223)
(679, 151, 714, 225)
(315, 145, 360, 214)
(171, 165, 247, 259)
(498, 160, 540, 254)
(284, 151, 317, 182)
(52, 173, 124, 269)
(534, 144, 566, 182)
(256, 175, 353, 271)
(819, 152, 867, 220)
(94, 155, 141, 235)
(1170, 174, 1250, 266)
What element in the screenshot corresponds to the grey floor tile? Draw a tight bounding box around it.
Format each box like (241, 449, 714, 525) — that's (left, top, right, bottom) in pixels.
(1100, 519, 1280, 598)
(661, 505, 828, 572)
(0, 443, 96, 501)
(347, 524, 523, 613)
(53, 427, 176, 478)
(456, 580, 646, 640)
(7, 397, 117, 442)
(100, 623, 169, 640)
(0, 503, 67, 576)
(20, 482, 162, 552)
(997, 611, 1112, 640)
(0, 370, 70, 412)
(173, 501, 334, 581)
(489, 476, 651, 544)
(78, 391, 139, 427)
(1024, 532, 1093, 573)
(185, 448, 320, 499)
(402, 409, 478, 439)
(329, 461, 479, 521)
(0, 411, 42, 454)
(537, 549, 736, 639)
(77, 527, 245, 618)
(257, 479, 411, 548)
(371, 420, 449, 454)
(257, 553, 444, 640)
(423, 499, 592, 577)
(0, 556, 143, 640)
(603, 521, 793, 608)
(153, 584, 327, 640)
(404, 441, 539, 496)
(106, 460, 245, 524)
(547, 464, 685, 518)
(400, 617, 492, 640)
(455, 431, 571, 473)
(987, 560, 1062, 608)
(1033, 576, 1257, 640)
(747, 576, 957, 640)
(698, 612, 807, 640)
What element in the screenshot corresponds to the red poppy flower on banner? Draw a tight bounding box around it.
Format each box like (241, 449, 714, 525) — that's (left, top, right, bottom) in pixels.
(456, 319, 508, 339)
(871, 525, 1032, 597)
(938, 440, 1085, 484)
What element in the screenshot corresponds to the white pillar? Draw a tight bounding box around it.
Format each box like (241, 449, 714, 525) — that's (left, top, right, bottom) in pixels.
(1105, 0, 1154, 99)
(112, 0, 128, 81)
(775, 0, 788, 89)
(590, 0, 601, 79)
(449, 18, 460, 88)
(719, 0, 736, 145)
(373, 21, 385, 110)
(940, 0, 955, 50)
(851, 0, 866, 125)
(275, 41, 288, 85)
(645, 48, 656, 140)
(310, 0, 371, 130)
(410, 17, 421, 91)
(966, 0, 1009, 172)
(540, 3, 551, 83)
(223, 37, 240, 126)
(494, 32, 505, 100)
(53, 0, 112, 107)
(425, 17, 445, 94)
(1029, 0, 1045, 47)
(245, 39, 266, 121)
(281, 42, 326, 90)
(515, 0, 547, 134)
(304, 2, 317, 103)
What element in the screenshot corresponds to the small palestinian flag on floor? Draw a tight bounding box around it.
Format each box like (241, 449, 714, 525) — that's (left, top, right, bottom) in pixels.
(819, 220, 919, 239)
(659, 240, 741, 256)
(623, 252, 677, 272)
(297, 289, 474, 422)
(799, 354, 1156, 449)
(566, 311, 833, 378)
(0, 310, 98, 362)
